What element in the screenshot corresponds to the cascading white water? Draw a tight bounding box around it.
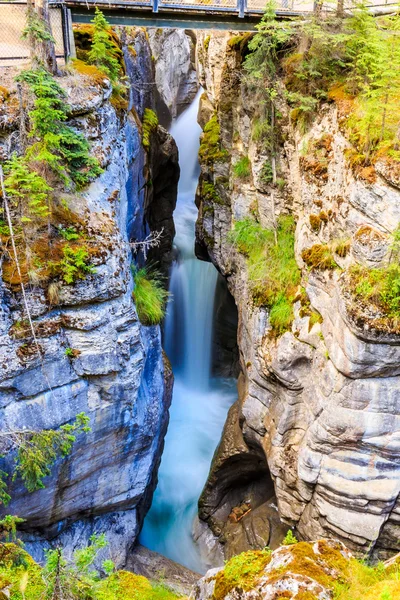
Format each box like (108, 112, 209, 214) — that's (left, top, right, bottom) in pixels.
(140, 92, 236, 573)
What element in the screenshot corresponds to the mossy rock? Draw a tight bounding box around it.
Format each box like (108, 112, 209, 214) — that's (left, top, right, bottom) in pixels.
(198, 114, 228, 167)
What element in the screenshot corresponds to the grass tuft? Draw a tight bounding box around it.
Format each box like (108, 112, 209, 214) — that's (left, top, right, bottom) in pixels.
(233, 155, 252, 180)
(229, 215, 301, 335)
(132, 267, 169, 326)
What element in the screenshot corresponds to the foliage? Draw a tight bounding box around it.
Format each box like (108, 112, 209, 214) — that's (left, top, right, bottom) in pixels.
(228, 215, 301, 335)
(51, 245, 96, 284)
(283, 529, 298, 545)
(0, 540, 180, 600)
(132, 267, 169, 326)
(334, 556, 400, 600)
(0, 413, 90, 506)
(87, 8, 121, 83)
(0, 516, 25, 543)
(14, 413, 90, 494)
(259, 160, 273, 184)
(22, 9, 55, 45)
(17, 68, 102, 188)
(198, 114, 228, 166)
(213, 549, 272, 600)
(3, 154, 51, 220)
(233, 155, 252, 180)
(244, 2, 400, 163)
(142, 108, 159, 151)
(348, 263, 400, 320)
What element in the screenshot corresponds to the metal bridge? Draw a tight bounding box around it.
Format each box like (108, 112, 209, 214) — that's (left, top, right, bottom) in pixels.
(64, 0, 316, 30)
(63, 0, 399, 31)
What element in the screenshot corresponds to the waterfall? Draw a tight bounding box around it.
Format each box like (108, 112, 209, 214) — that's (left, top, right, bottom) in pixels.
(140, 92, 236, 573)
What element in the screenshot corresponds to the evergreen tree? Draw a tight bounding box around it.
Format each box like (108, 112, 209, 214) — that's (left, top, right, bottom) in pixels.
(88, 8, 121, 83)
(0, 413, 90, 506)
(17, 68, 102, 187)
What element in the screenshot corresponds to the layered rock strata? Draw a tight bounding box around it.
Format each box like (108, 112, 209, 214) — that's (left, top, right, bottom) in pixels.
(0, 29, 182, 567)
(195, 31, 400, 561)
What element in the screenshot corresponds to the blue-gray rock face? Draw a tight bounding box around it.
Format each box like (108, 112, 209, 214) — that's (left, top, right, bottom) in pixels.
(0, 36, 176, 567)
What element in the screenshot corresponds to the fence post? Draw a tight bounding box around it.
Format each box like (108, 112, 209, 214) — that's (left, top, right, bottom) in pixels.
(153, 0, 159, 13)
(238, 0, 245, 18)
(61, 5, 70, 63)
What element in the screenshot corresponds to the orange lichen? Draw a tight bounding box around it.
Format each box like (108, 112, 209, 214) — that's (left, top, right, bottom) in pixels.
(328, 84, 355, 117)
(72, 59, 109, 86)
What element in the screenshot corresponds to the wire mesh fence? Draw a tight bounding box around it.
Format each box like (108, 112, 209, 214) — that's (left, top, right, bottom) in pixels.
(0, 2, 65, 65)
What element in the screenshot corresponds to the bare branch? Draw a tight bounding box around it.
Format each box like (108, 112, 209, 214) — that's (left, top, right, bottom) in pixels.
(130, 228, 164, 261)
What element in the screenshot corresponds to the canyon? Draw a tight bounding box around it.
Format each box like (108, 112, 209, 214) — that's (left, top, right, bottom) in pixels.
(0, 10, 400, 600)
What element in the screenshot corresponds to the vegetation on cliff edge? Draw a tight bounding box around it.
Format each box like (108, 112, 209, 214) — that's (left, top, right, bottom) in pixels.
(228, 215, 301, 335)
(0, 539, 180, 600)
(244, 1, 400, 170)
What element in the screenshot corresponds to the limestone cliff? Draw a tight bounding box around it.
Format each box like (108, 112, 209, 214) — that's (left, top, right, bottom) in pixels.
(0, 28, 182, 567)
(194, 31, 400, 562)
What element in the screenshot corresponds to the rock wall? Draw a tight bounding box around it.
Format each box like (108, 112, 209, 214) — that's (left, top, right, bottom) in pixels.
(148, 28, 198, 128)
(194, 31, 400, 561)
(0, 28, 182, 567)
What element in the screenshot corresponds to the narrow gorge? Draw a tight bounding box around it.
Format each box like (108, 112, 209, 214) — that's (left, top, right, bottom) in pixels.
(0, 5, 400, 600)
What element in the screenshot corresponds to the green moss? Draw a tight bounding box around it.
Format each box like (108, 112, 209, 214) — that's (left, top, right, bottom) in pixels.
(228, 216, 301, 335)
(204, 35, 211, 51)
(233, 155, 251, 180)
(132, 267, 169, 326)
(213, 549, 272, 600)
(142, 108, 159, 151)
(198, 114, 228, 167)
(227, 32, 253, 53)
(301, 244, 338, 270)
(202, 181, 223, 205)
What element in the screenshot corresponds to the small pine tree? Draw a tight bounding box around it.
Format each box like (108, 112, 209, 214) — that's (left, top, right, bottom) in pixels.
(283, 529, 298, 545)
(88, 9, 121, 83)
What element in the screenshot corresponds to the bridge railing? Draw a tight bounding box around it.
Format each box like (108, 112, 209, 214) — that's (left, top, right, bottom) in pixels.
(66, 0, 316, 17)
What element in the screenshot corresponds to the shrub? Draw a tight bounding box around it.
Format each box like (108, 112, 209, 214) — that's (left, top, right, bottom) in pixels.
(52, 245, 95, 285)
(229, 215, 301, 335)
(142, 108, 158, 151)
(259, 160, 274, 185)
(132, 267, 169, 326)
(233, 155, 252, 180)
